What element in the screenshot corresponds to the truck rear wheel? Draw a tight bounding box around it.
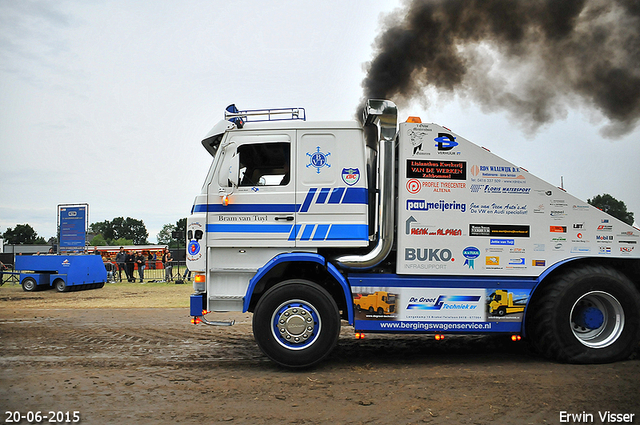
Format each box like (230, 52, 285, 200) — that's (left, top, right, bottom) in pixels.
(252, 279, 341, 368)
(54, 278, 69, 292)
(527, 265, 640, 363)
(22, 277, 37, 292)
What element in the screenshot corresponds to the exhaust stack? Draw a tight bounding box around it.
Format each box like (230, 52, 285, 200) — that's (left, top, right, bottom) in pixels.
(334, 99, 397, 270)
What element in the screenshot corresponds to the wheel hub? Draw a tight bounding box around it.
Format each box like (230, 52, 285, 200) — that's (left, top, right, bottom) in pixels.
(574, 305, 605, 329)
(570, 291, 624, 349)
(272, 301, 320, 350)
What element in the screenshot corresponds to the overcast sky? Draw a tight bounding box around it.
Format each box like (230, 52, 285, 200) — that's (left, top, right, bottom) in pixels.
(1, 0, 638, 244)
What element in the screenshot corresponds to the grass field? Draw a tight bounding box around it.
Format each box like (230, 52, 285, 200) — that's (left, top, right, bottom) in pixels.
(0, 280, 193, 309)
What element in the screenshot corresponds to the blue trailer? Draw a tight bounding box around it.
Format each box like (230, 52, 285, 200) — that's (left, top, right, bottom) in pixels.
(15, 255, 107, 292)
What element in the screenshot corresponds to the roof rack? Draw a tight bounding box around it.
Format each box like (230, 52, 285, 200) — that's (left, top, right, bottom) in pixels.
(225, 104, 306, 125)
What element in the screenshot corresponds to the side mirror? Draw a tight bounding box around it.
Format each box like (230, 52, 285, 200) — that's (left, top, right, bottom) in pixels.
(218, 144, 238, 188)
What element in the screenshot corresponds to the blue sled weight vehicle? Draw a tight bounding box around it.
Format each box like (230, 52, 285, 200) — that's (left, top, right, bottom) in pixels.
(16, 255, 107, 292)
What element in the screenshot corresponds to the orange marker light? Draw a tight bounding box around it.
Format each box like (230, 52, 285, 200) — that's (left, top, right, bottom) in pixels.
(355, 333, 365, 340)
(511, 335, 522, 341)
(435, 334, 444, 340)
(191, 317, 202, 325)
(221, 195, 230, 206)
(406, 116, 422, 123)
(195, 274, 206, 283)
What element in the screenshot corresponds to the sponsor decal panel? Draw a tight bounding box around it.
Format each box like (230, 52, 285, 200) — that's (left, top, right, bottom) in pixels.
(469, 165, 527, 183)
(187, 221, 205, 261)
(507, 257, 527, 270)
(406, 199, 466, 212)
(571, 247, 591, 254)
(401, 288, 484, 322)
(353, 287, 531, 330)
(462, 246, 480, 269)
(572, 204, 590, 211)
(596, 235, 614, 243)
(434, 133, 461, 156)
(406, 159, 467, 180)
(407, 126, 434, 156)
(470, 224, 530, 238)
(405, 217, 462, 236)
(469, 202, 527, 215)
(491, 239, 515, 246)
(550, 226, 567, 233)
(470, 185, 531, 195)
(406, 179, 467, 194)
(485, 256, 502, 270)
(404, 247, 454, 270)
(618, 230, 638, 238)
(599, 246, 612, 255)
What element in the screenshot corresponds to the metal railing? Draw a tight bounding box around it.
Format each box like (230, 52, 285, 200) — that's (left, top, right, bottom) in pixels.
(105, 260, 191, 283)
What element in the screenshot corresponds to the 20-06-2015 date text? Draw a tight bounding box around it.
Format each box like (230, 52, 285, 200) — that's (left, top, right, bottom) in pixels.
(5, 411, 80, 423)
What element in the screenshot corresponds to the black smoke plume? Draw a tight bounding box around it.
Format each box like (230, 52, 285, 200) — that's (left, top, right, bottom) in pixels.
(362, 0, 640, 137)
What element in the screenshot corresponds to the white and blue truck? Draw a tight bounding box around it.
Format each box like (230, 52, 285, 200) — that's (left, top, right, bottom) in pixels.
(187, 100, 640, 367)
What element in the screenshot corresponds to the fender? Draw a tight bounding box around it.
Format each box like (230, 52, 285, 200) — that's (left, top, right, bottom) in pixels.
(521, 256, 584, 336)
(244, 252, 354, 324)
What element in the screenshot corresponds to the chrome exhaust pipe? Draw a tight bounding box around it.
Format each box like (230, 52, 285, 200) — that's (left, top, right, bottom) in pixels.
(334, 99, 397, 270)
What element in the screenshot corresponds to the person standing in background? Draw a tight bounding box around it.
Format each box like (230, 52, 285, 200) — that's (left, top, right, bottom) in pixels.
(115, 247, 126, 282)
(162, 249, 173, 282)
(136, 252, 146, 283)
(125, 250, 135, 282)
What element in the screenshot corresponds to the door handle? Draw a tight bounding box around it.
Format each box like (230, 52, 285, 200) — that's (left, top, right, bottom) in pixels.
(275, 216, 294, 221)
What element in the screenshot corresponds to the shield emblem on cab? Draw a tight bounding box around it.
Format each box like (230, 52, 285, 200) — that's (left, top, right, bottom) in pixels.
(341, 168, 360, 186)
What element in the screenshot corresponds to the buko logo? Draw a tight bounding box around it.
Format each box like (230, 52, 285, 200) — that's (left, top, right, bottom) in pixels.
(405, 248, 454, 262)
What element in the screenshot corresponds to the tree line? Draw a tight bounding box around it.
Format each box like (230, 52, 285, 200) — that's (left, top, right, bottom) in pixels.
(2, 217, 187, 247)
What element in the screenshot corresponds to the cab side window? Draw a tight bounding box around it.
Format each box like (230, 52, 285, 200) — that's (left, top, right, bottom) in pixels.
(238, 142, 290, 186)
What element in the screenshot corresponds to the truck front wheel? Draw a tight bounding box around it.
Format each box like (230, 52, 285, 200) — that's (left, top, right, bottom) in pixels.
(252, 279, 341, 368)
(527, 265, 640, 363)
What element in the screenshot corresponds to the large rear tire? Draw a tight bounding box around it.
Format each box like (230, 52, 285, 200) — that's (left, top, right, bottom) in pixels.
(527, 265, 640, 363)
(252, 279, 341, 368)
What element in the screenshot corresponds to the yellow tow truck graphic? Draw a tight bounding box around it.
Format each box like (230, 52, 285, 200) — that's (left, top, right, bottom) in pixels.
(489, 290, 526, 316)
(355, 291, 396, 315)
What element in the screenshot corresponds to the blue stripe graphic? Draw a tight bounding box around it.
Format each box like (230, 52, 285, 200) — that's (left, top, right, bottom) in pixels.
(288, 224, 302, 241)
(342, 187, 367, 204)
(192, 187, 367, 214)
(194, 204, 296, 213)
(301, 224, 315, 241)
(207, 224, 293, 233)
(207, 222, 368, 241)
(313, 224, 330, 240)
(316, 188, 331, 204)
(326, 224, 368, 241)
(300, 188, 317, 213)
(328, 187, 345, 204)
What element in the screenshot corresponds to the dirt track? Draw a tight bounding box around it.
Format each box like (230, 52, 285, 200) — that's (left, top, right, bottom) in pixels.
(1, 284, 639, 424)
